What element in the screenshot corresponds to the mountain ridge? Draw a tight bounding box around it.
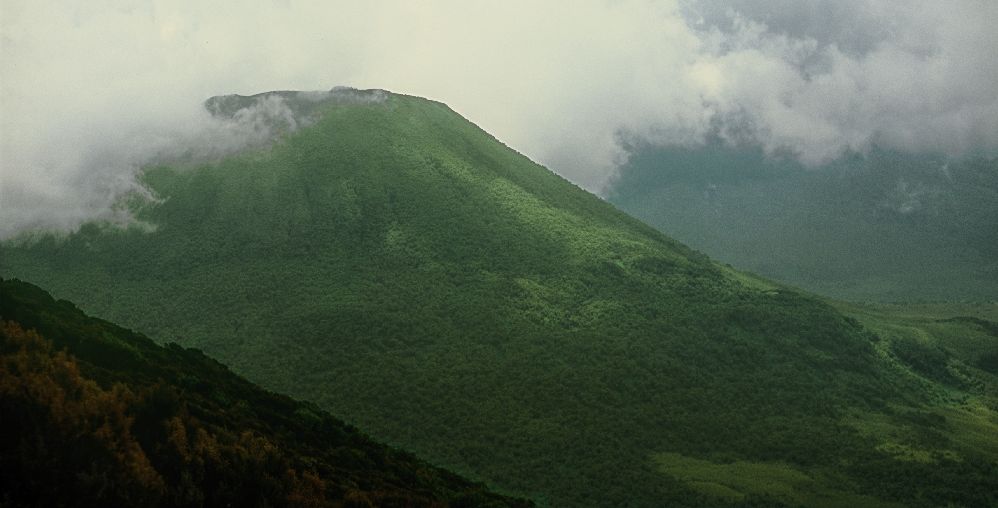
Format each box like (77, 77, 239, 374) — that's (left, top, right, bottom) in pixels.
(0, 277, 532, 507)
(607, 141, 998, 302)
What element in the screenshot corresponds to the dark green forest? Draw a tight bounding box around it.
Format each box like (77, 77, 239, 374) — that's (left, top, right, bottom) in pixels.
(3, 90, 997, 506)
(0, 278, 529, 507)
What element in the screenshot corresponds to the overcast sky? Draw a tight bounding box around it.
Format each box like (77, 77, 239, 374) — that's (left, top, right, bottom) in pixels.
(2, 0, 997, 237)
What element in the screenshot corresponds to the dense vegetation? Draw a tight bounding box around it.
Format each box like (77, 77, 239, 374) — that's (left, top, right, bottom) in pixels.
(0, 278, 529, 507)
(607, 141, 998, 302)
(3, 90, 997, 506)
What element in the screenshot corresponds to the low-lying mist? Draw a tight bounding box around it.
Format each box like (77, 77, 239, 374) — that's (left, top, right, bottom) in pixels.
(3, 93, 304, 238)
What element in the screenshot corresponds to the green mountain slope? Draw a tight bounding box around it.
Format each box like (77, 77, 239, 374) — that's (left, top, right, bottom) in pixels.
(3, 89, 997, 506)
(0, 278, 530, 507)
(607, 142, 998, 302)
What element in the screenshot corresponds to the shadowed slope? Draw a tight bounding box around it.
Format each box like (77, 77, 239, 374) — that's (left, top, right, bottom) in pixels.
(0, 278, 530, 507)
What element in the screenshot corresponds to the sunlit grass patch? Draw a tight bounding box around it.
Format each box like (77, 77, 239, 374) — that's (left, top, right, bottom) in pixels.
(654, 452, 901, 508)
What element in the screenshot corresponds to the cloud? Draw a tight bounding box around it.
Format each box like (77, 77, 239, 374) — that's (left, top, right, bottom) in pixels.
(679, 0, 998, 165)
(1, 0, 996, 237)
(0, 89, 333, 237)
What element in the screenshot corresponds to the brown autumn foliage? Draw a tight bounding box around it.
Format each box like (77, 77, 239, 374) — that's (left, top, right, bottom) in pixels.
(0, 321, 164, 505)
(0, 321, 330, 507)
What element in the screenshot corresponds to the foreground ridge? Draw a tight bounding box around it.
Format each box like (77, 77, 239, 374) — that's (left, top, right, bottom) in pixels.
(0, 278, 531, 507)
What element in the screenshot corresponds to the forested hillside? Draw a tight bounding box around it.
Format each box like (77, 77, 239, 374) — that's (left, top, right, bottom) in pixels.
(3, 90, 997, 506)
(0, 278, 529, 507)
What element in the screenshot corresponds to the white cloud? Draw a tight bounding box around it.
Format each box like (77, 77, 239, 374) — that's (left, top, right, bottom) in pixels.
(1, 0, 996, 237)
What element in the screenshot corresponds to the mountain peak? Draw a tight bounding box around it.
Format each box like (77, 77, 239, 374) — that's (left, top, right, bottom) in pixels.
(204, 86, 391, 116)
(4, 89, 998, 507)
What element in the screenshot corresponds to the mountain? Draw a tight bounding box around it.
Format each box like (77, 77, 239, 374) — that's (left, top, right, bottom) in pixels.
(2, 89, 997, 506)
(0, 278, 530, 507)
(607, 141, 998, 302)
